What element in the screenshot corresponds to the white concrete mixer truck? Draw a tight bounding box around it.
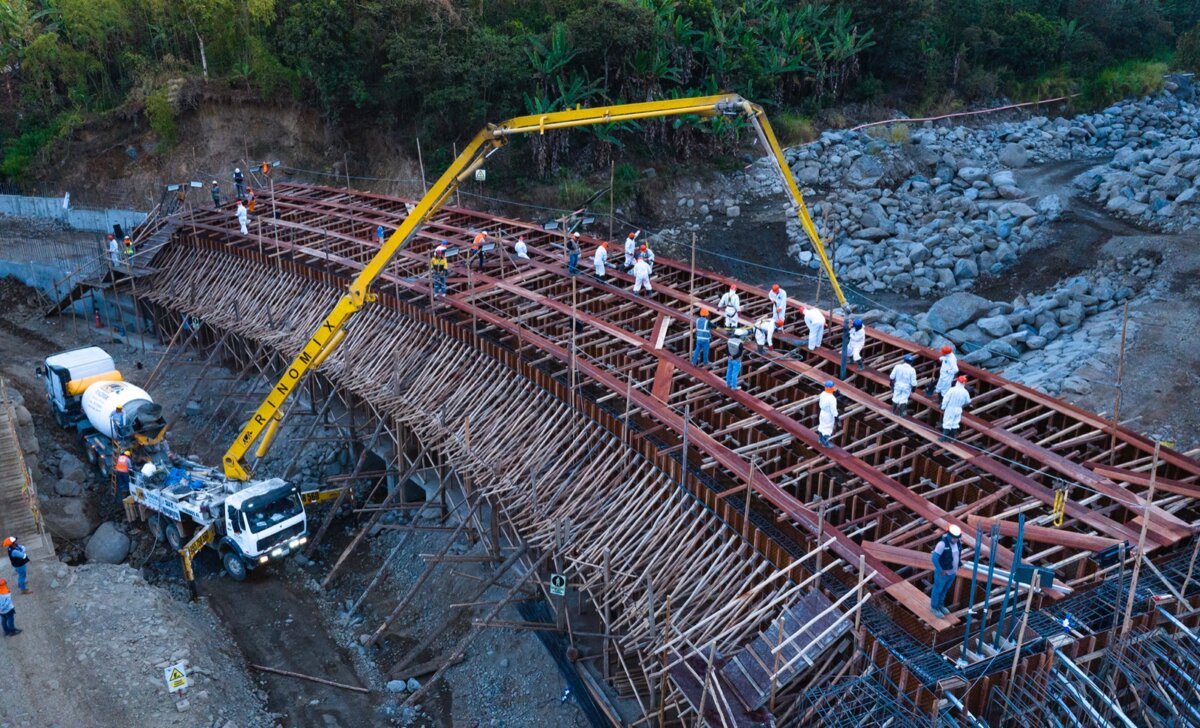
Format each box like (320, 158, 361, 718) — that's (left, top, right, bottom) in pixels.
(39, 346, 313, 581)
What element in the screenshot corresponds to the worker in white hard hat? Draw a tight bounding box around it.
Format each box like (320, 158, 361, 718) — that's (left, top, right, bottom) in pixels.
(930, 524, 963, 617)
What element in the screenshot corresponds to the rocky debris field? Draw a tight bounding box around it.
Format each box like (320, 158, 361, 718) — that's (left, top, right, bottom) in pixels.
(1074, 133, 1200, 231)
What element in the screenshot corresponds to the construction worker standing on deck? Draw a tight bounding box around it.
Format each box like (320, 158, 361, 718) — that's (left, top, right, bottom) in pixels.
(247, 188, 257, 214)
(890, 354, 918, 416)
(210, 181, 221, 209)
(233, 167, 245, 199)
(802, 306, 826, 351)
(4, 538, 29, 594)
(122, 236, 134, 259)
(115, 450, 132, 493)
(0, 578, 18, 637)
(514, 236, 530, 260)
(719, 285, 741, 328)
(940, 375, 971, 442)
(566, 232, 581, 275)
(928, 345, 958, 397)
(110, 404, 128, 441)
(377, 225, 386, 245)
(107, 234, 120, 267)
(632, 255, 654, 295)
(725, 331, 746, 389)
(692, 308, 712, 365)
(236, 200, 249, 234)
(817, 381, 838, 447)
(471, 231, 488, 271)
(753, 316, 778, 353)
(638, 243, 655, 271)
(593, 241, 610, 280)
(930, 525, 962, 617)
(769, 285, 787, 325)
(430, 247, 449, 297)
(849, 319, 866, 370)
(623, 230, 640, 271)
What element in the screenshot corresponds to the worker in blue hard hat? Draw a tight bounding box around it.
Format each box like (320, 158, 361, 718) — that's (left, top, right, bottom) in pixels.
(849, 319, 866, 370)
(817, 381, 838, 447)
(889, 354, 918, 416)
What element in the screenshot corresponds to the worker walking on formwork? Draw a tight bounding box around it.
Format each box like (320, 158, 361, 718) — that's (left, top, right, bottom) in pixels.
(210, 181, 221, 209)
(236, 200, 249, 235)
(927, 345, 958, 397)
(107, 234, 120, 268)
(725, 331, 746, 390)
(692, 307, 712, 365)
(930, 525, 962, 617)
(849, 319, 866, 370)
(471, 231, 489, 271)
(753, 316, 779, 354)
(889, 354, 918, 416)
(940, 375, 971, 442)
(802, 305, 826, 352)
(719, 285, 741, 328)
(594, 241, 610, 280)
(631, 255, 654, 295)
(817, 381, 838, 447)
(623, 230, 640, 271)
(429, 247, 449, 297)
(233, 167, 245, 199)
(768, 284, 787, 326)
(566, 232, 581, 276)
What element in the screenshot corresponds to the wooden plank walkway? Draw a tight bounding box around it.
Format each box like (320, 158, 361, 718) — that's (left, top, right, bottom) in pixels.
(0, 383, 54, 561)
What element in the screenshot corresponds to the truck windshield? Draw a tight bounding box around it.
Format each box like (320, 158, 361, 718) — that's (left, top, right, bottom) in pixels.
(245, 494, 303, 533)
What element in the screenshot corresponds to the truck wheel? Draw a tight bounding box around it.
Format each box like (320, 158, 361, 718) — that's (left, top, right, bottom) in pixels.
(165, 523, 184, 551)
(223, 552, 248, 581)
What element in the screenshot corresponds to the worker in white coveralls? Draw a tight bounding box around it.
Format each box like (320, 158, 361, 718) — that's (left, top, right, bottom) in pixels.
(236, 200, 249, 234)
(889, 354, 918, 416)
(107, 234, 121, 267)
(849, 319, 866, 370)
(593, 241, 609, 280)
(940, 375, 971, 442)
(514, 236, 530, 260)
(623, 230, 640, 270)
(930, 524, 962, 617)
(719, 285, 741, 327)
(753, 317, 779, 353)
(768, 284, 787, 324)
(803, 306, 826, 351)
(817, 381, 838, 447)
(927, 345, 958, 397)
(632, 256, 653, 295)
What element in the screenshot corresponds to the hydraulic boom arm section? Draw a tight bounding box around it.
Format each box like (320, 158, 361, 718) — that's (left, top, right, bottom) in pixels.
(222, 94, 845, 480)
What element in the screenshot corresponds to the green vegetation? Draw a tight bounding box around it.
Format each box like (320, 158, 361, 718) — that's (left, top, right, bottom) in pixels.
(0, 0, 1194, 183)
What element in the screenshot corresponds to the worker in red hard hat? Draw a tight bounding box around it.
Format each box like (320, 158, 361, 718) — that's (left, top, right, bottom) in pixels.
(769, 284, 787, 326)
(623, 230, 641, 270)
(940, 375, 971, 442)
(4, 536, 30, 594)
(930, 524, 963, 617)
(693, 307, 712, 365)
(927, 345, 958, 398)
(632, 249, 654, 295)
(594, 241, 610, 280)
(719, 285, 741, 328)
(0, 578, 18, 636)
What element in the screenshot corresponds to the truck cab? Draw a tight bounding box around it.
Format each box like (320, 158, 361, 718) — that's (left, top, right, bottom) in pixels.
(40, 346, 121, 430)
(217, 479, 308, 580)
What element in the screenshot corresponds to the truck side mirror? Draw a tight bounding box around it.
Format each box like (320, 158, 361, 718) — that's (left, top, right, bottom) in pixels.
(35, 366, 44, 377)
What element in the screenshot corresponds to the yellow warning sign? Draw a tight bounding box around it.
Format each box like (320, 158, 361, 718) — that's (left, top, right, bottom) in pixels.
(164, 663, 188, 692)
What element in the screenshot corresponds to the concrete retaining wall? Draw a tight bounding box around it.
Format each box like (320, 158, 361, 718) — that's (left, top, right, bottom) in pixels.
(0, 195, 146, 233)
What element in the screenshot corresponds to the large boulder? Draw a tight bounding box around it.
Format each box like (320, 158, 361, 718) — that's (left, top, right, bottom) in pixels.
(976, 315, 1014, 338)
(54, 478, 83, 497)
(957, 167, 988, 184)
(999, 143, 1030, 168)
(58, 452, 89, 484)
(925, 292, 993, 333)
(43, 497, 99, 541)
(85, 522, 130, 564)
(846, 155, 884, 189)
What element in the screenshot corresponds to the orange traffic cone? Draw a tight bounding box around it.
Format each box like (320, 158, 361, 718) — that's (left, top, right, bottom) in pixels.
(94, 308, 103, 328)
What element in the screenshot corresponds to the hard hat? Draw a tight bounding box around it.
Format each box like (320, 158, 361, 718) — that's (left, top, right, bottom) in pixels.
(124, 236, 131, 241)
(853, 318, 862, 327)
(941, 345, 953, 354)
(2, 537, 14, 548)
(601, 241, 608, 247)
(903, 354, 914, 362)
(627, 232, 636, 238)
(700, 307, 709, 316)
(949, 524, 962, 538)
(106, 234, 114, 240)
(235, 167, 241, 173)
(777, 319, 784, 326)
(640, 244, 647, 250)
(956, 375, 967, 384)
(123, 450, 132, 456)
(212, 180, 218, 185)
(730, 284, 737, 291)
(0, 579, 8, 595)
(572, 232, 580, 238)
(115, 404, 123, 410)
(517, 235, 524, 241)
(824, 380, 835, 389)
(772, 284, 779, 292)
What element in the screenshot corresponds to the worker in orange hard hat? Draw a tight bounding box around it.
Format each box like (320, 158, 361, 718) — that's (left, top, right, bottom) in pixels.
(940, 375, 971, 442)
(927, 345, 958, 398)
(0, 578, 18, 636)
(768, 284, 787, 325)
(693, 307, 712, 365)
(5, 536, 30, 594)
(593, 240, 610, 280)
(623, 230, 641, 270)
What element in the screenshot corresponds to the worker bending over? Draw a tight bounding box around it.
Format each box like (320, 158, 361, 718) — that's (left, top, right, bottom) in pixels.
(623, 230, 641, 271)
(753, 317, 779, 353)
(592, 241, 609, 280)
(566, 233, 581, 275)
(692, 308, 712, 365)
(514, 236, 530, 260)
(719, 285, 741, 327)
(769, 284, 787, 324)
(429, 248, 449, 297)
(849, 319, 866, 370)
(631, 256, 653, 295)
(889, 354, 918, 416)
(940, 375, 971, 442)
(817, 381, 838, 447)
(928, 345, 958, 397)
(802, 306, 826, 351)
(725, 331, 746, 389)
(930, 525, 962, 617)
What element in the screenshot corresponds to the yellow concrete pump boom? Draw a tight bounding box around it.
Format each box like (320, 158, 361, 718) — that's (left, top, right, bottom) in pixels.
(222, 94, 847, 480)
